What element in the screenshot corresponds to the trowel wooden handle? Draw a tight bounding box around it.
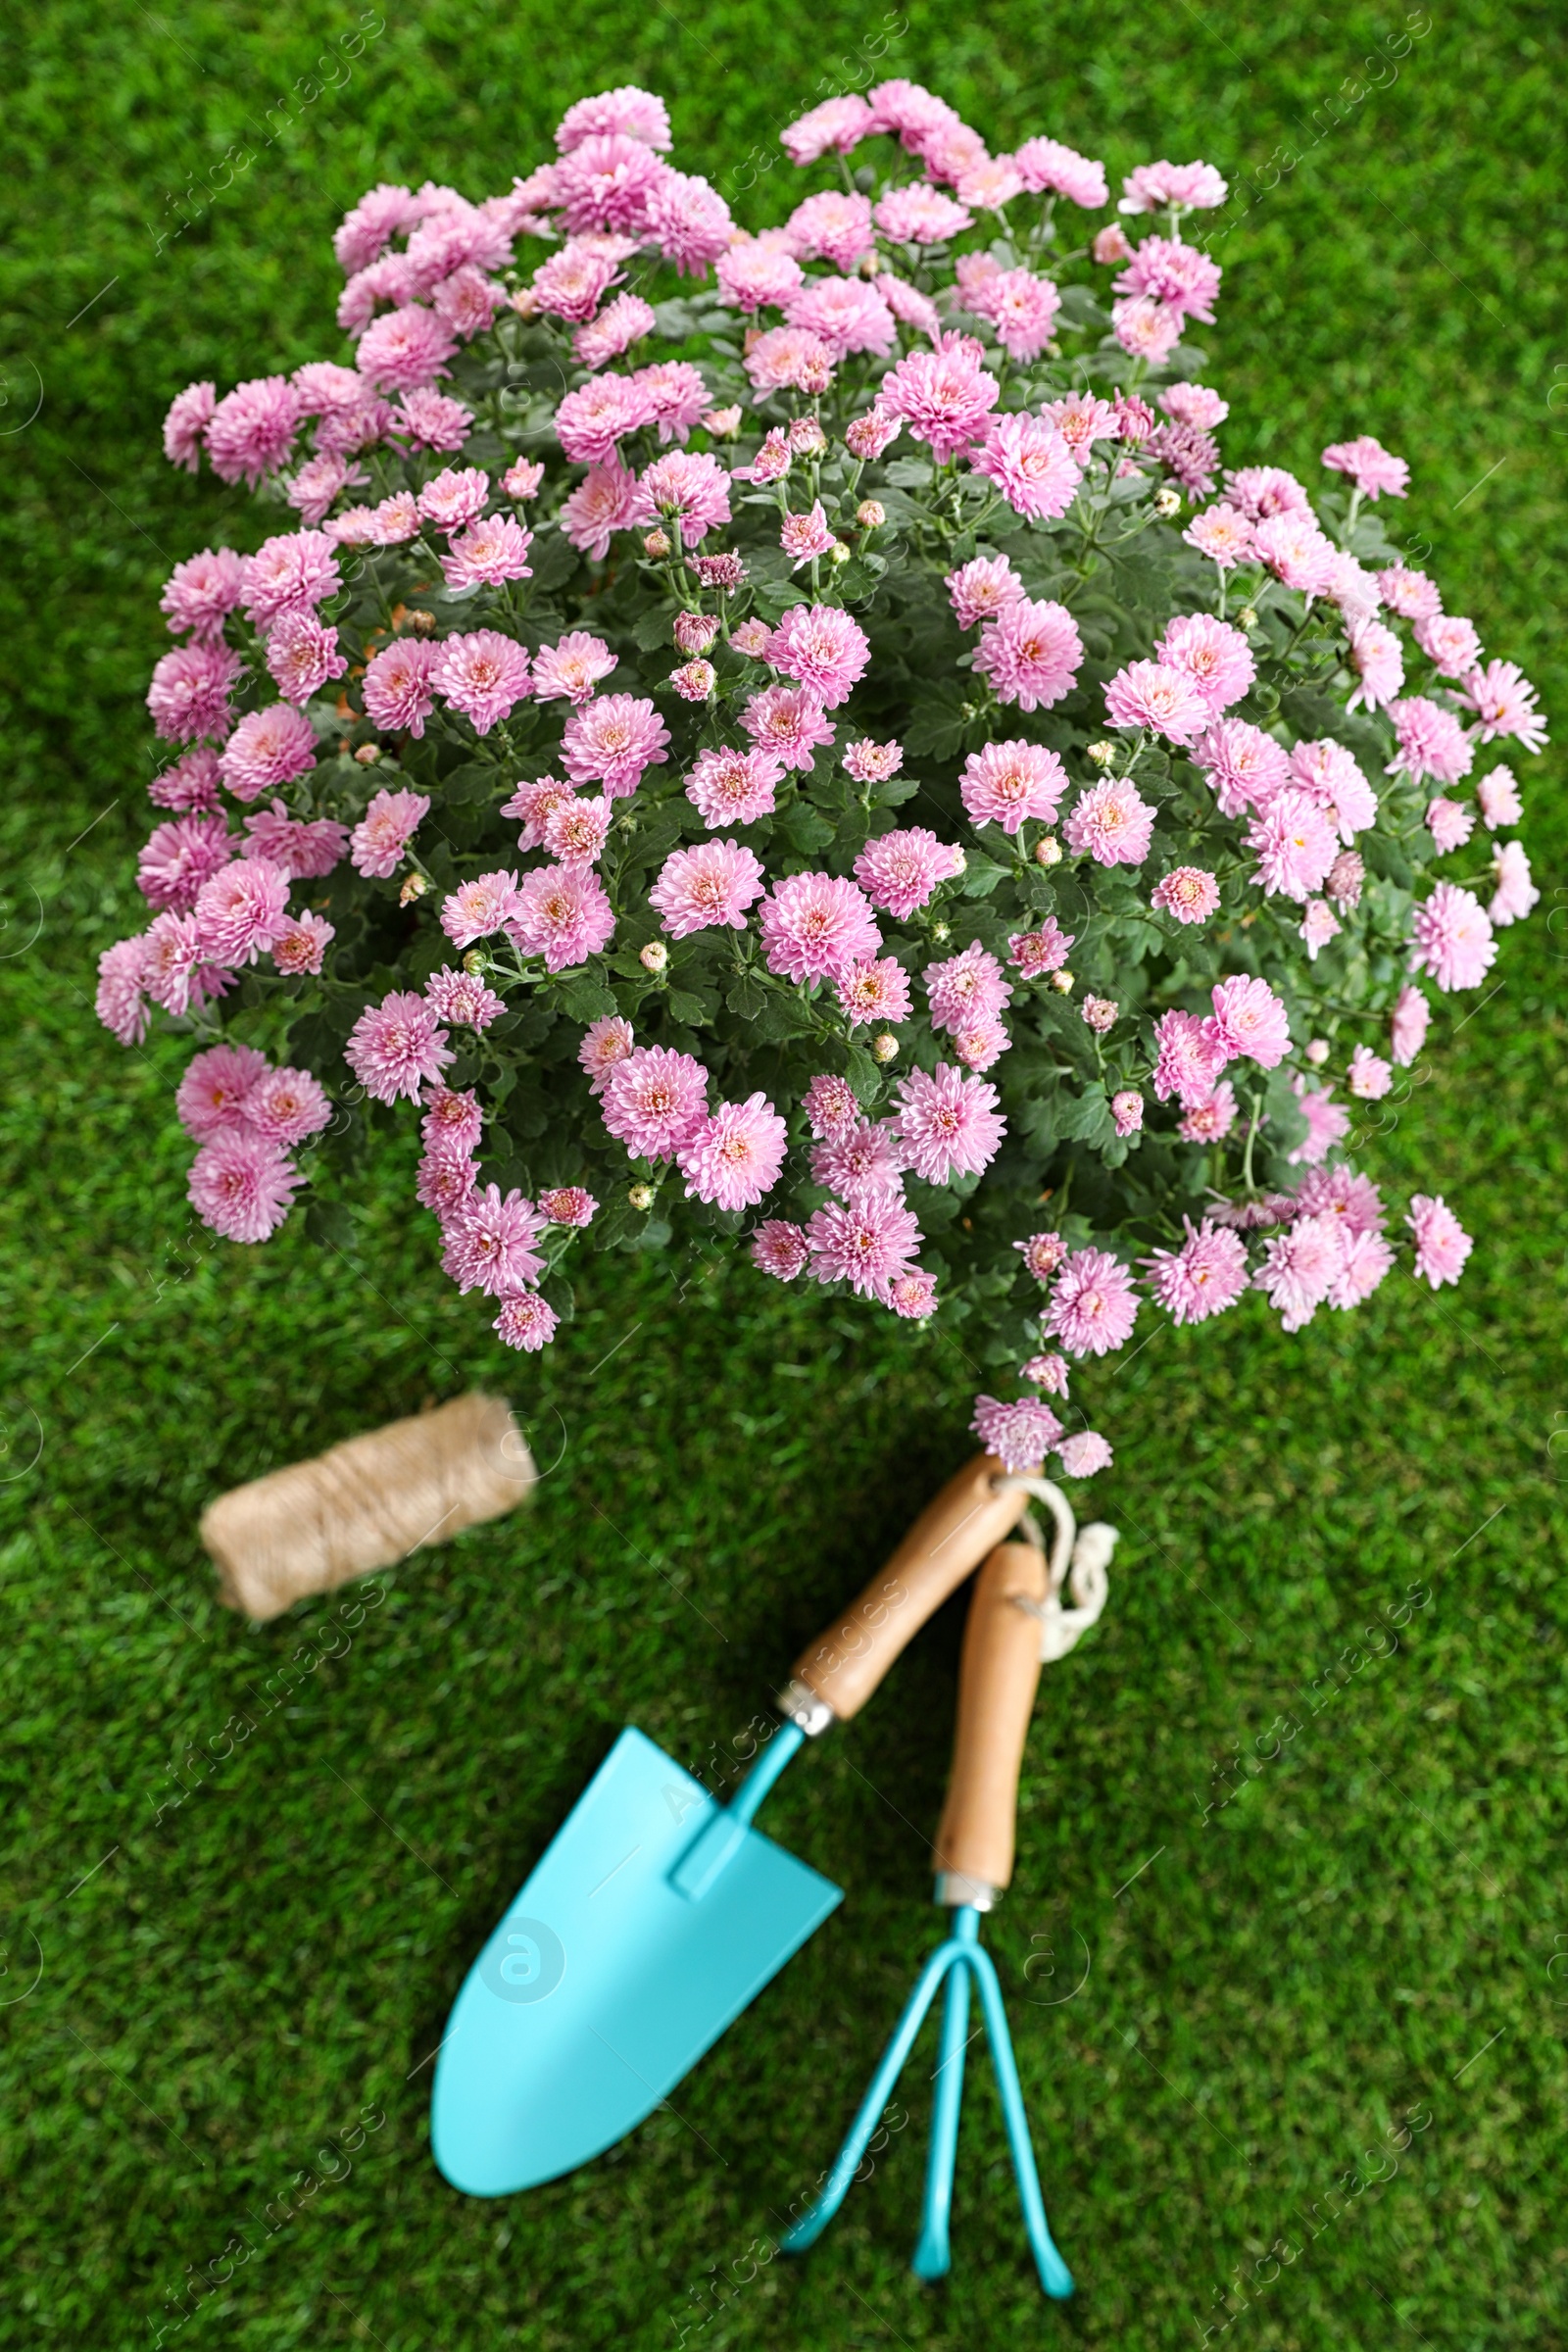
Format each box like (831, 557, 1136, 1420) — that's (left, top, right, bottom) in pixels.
(790, 1454, 1032, 1723)
(932, 1539, 1048, 1895)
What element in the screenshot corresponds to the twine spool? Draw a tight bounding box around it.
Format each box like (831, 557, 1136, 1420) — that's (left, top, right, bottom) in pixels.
(201, 1393, 536, 1622)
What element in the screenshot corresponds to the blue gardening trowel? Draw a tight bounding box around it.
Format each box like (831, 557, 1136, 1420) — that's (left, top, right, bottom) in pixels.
(431, 1454, 1032, 2196)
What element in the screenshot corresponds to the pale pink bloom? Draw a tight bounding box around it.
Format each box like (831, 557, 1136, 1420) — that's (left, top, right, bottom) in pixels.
(362, 641, 441, 742)
(426, 966, 506, 1030)
(1144, 1217, 1248, 1324)
(948, 1016, 1006, 1071)
(1063, 779, 1156, 866)
(781, 94, 875, 165)
(431, 264, 506, 338)
(677, 1094, 788, 1209)
(1103, 1090, 1141, 1139)
(1013, 135, 1107, 206)
(1008, 920, 1075, 979)
(510, 863, 615, 970)
(392, 387, 474, 453)
(1183, 505, 1254, 568)
(555, 86, 671, 154)
(956, 153, 1025, 210)
(766, 606, 870, 709)
(1414, 612, 1482, 678)
(175, 1043, 270, 1138)
(811, 1119, 906, 1203)
(1347, 1045, 1394, 1100)
(147, 642, 241, 743)
(1248, 790, 1340, 902)
(1159, 384, 1229, 431)
(137, 812, 234, 912)
(879, 338, 999, 461)
(1377, 564, 1443, 619)
(1326, 852, 1365, 908)
(892, 1061, 1005, 1182)
(1225, 465, 1312, 520)
(1282, 741, 1375, 845)
(743, 326, 837, 396)
(1193, 718, 1293, 819)
(534, 1185, 596, 1230)
(494, 1292, 560, 1352)
(946, 554, 1024, 628)
(562, 463, 638, 559)
(669, 659, 714, 702)
(883, 1267, 937, 1319)
(1042, 390, 1118, 467)
(164, 378, 216, 472)
(960, 739, 1068, 835)
(532, 631, 617, 707)
(634, 449, 732, 547)
(271, 910, 334, 976)
(1325, 553, 1384, 617)
(1252, 511, 1338, 595)
(433, 631, 534, 734)
(715, 241, 807, 315)
(1177, 1081, 1238, 1143)
(337, 256, 415, 334)
(284, 452, 365, 526)
(1345, 619, 1404, 713)
(741, 684, 836, 772)
(1045, 1247, 1139, 1356)
(578, 1014, 635, 1093)
(1211, 973, 1292, 1066)
(1410, 882, 1495, 991)
(1103, 658, 1210, 745)
(1114, 234, 1221, 322)
(346, 991, 453, 1103)
(786, 189, 876, 269)
(877, 273, 943, 340)
(188, 1130, 301, 1243)
(1327, 1226, 1395, 1309)
(143, 911, 231, 1014)
(1475, 765, 1522, 830)
(926, 942, 1012, 1033)
(969, 1396, 1063, 1474)
(1390, 984, 1430, 1066)
(532, 241, 622, 322)
(1287, 1078, 1350, 1167)
(844, 404, 901, 461)
(1300, 900, 1342, 959)
(1459, 659, 1548, 754)
(632, 358, 712, 447)
(804, 1073, 859, 1138)
(247, 1064, 331, 1146)
(1293, 1164, 1386, 1236)
(1014, 1231, 1066, 1282)
(503, 456, 546, 500)
(970, 412, 1080, 520)
(974, 597, 1083, 710)
(843, 740, 905, 785)
(838, 957, 914, 1028)
(193, 858, 292, 968)
(1152, 866, 1220, 925)
(1407, 1194, 1472, 1289)
(1252, 1210, 1344, 1331)
(728, 620, 771, 659)
(1081, 995, 1118, 1033)
(752, 1220, 809, 1280)
(356, 304, 457, 392)
(1490, 839, 1539, 927)
(602, 1044, 710, 1160)
(807, 1194, 923, 1297)
(552, 132, 664, 234)
(1052, 1431, 1109, 1478)
(1152, 1009, 1228, 1107)
(561, 694, 671, 794)
(150, 747, 223, 813)
(265, 610, 347, 706)
(160, 548, 246, 644)
(1110, 296, 1183, 362)
(441, 514, 534, 590)
(733, 426, 792, 485)
(874, 184, 972, 243)
(442, 1184, 547, 1297)
(760, 870, 880, 983)
(370, 490, 421, 543)
(555, 374, 645, 465)
(1425, 796, 1474, 854)
(780, 502, 837, 566)
(1120, 158, 1227, 213)
(964, 269, 1062, 364)
(205, 375, 301, 485)
(865, 77, 961, 150)
(542, 796, 611, 867)
(685, 744, 784, 828)
(1155, 613, 1254, 712)
(1388, 695, 1475, 785)
(648, 839, 765, 939)
(1022, 1351, 1071, 1395)
(440, 869, 527, 948)
(1321, 434, 1409, 500)
(351, 788, 430, 879)
(785, 274, 897, 359)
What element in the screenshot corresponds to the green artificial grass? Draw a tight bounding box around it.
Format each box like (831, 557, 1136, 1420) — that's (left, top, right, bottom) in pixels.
(3, 4, 1567, 2345)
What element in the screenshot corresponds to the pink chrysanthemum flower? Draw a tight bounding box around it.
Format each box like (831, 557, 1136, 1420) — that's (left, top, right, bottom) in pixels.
(1110, 295, 1182, 362)
(440, 869, 526, 949)
(241, 529, 341, 626)
(1103, 659, 1210, 745)
(677, 1093, 789, 1210)
(1475, 765, 1523, 831)
(959, 739, 1068, 836)
(883, 1266, 938, 1319)
(842, 740, 905, 785)
(669, 657, 716, 702)
(265, 610, 347, 706)
(1389, 983, 1430, 1068)
(1152, 866, 1220, 926)
(175, 1042, 270, 1139)
(1224, 465, 1312, 520)
(350, 788, 430, 880)
(1321, 435, 1409, 500)
(855, 827, 964, 918)
(193, 858, 292, 968)
(1300, 900, 1342, 960)
(150, 747, 223, 813)
(346, 991, 453, 1103)
(509, 863, 615, 970)
(1325, 1226, 1395, 1309)
(949, 1016, 1007, 1071)
(806, 1195, 923, 1297)
(714, 238, 806, 313)
(1063, 779, 1156, 867)
(945, 554, 1024, 628)
(1293, 1165, 1386, 1237)
(925, 942, 1012, 1033)
(147, 642, 241, 743)
(441, 514, 534, 591)
(416, 466, 491, 534)
(247, 1064, 331, 1147)
(760, 870, 881, 983)
(892, 1061, 1005, 1183)
(1152, 1008, 1228, 1106)
(1407, 1193, 1472, 1290)
(537, 1186, 598, 1229)
(205, 375, 301, 486)
(426, 966, 506, 1031)
(1425, 796, 1475, 855)
(602, 1044, 710, 1160)
(578, 1014, 636, 1094)
(1252, 1210, 1343, 1331)
(1376, 564, 1442, 619)
(969, 1396, 1063, 1473)
(561, 463, 638, 558)
(838, 956, 914, 1028)
(1109, 1089, 1144, 1136)
(555, 374, 645, 465)
(160, 547, 247, 644)
(1013, 134, 1107, 206)
(542, 795, 612, 867)
(163, 378, 216, 472)
(785, 275, 896, 359)
(1081, 996, 1118, 1033)
(1183, 505, 1254, 569)
(532, 242, 623, 323)
(1155, 614, 1254, 713)
(1414, 612, 1483, 679)
(561, 694, 671, 795)
(502, 457, 546, 501)
(634, 449, 732, 548)
(744, 325, 837, 395)
(1056, 1431, 1114, 1478)
(1178, 1081, 1238, 1143)
(270, 910, 334, 976)
(241, 804, 344, 885)
(1014, 1231, 1066, 1283)
(751, 1220, 809, 1281)
(1008, 921, 1075, 980)
(140, 910, 219, 1016)
(1387, 696, 1475, 786)
(355, 304, 457, 392)
(1250, 512, 1338, 596)
(970, 413, 1080, 521)
(649, 840, 766, 938)
(555, 85, 671, 154)
(679, 744, 781, 831)
(1346, 1045, 1394, 1102)
(1459, 659, 1548, 755)
(968, 269, 1062, 364)
(1114, 234, 1222, 322)
(878, 338, 998, 461)
(1247, 790, 1340, 902)
(1344, 619, 1404, 714)
(1044, 1247, 1140, 1356)
(766, 605, 870, 709)
(392, 387, 474, 454)
(785, 188, 876, 268)
(1490, 839, 1539, 927)
(1325, 852, 1365, 909)
(1193, 718, 1293, 819)
(1161, 383, 1229, 429)
(973, 597, 1084, 711)
(1286, 1078, 1350, 1168)
(1210, 974, 1292, 1066)
(804, 1072, 859, 1138)
(442, 1185, 548, 1297)
(811, 1119, 906, 1201)
(741, 684, 836, 773)
(1144, 1217, 1249, 1324)
(1021, 1351, 1071, 1396)
(492, 1292, 559, 1353)
(874, 182, 972, 243)
(778, 502, 836, 566)
(136, 812, 234, 912)
(531, 631, 617, 708)
(431, 631, 534, 735)
(1410, 882, 1496, 992)
(781, 93, 875, 165)
(187, 1131, 302, 1243)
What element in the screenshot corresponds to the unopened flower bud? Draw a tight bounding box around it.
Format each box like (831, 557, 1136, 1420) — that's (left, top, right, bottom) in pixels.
(639, 940, 669, 973)
(462, 949, 487, 976)
(829, 539, 852, 564)
(949, 848, 967, 872)
(354, 741, 382, 765)
(857, 499, 886, 529)
(1051, 968, 1075, 995)
(1237, 606, 1259, 630)
(1305, 1037, 1331, 1066)
(1152, 484, 1183, 518)
(643, 527, 672, 560)
(407, 610, 437, 635)
(1034, 833, 1062, 867)
(628, 1183, 657, 1211)
(858, 250, 883, 278)
(510, 287, 541, 318)
(1093, 223, 1133, 265)
(702, 405, 742, 437)
(870, 1032, 900, 1064)
(674, 609, 719, 656)
(398, 870, 428, 906)
(929, 919, 951, 944)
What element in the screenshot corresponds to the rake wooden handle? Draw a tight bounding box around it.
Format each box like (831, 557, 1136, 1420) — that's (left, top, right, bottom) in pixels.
(932, 1539, 1049, 1895)
(789, 1454, 1032, 1723)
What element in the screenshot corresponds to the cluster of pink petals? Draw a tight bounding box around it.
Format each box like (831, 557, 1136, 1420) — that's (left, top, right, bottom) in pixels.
(892, 1061, 1005, 1183)
(960, 740, 1068, 835)
(973, 597, 1083, 710)
(1063, 779, 1156, 866)
(760, 870, 881, 983)
(649, 840, 765, 937)
(677, 1094, 788, 1209)
(856, 827, 964, 917)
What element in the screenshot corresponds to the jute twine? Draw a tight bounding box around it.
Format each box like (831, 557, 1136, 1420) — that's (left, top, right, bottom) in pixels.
(201, 1392, 536, 1622)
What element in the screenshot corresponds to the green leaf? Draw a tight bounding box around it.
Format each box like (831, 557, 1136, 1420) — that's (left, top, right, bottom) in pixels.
(753, 993, 817, 1042)
(725, 972, 768, 1017)
(960, 852, 1011, 898)
(555, 975, 618, 1023)
(777, 802, 836, 854)
(665, 988, 711, 1025)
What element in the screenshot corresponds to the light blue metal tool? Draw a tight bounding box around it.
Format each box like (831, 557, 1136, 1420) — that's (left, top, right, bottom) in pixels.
(432, 1456, 1036, 2196)
(784, 1499, 1111, 2295)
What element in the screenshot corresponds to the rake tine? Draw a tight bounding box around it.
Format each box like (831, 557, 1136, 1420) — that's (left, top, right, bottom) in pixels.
(911, 1910, 979, 2278)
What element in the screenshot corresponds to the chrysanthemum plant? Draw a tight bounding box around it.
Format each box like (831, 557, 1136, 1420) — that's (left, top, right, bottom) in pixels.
(103, 80, 1546, 1475)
